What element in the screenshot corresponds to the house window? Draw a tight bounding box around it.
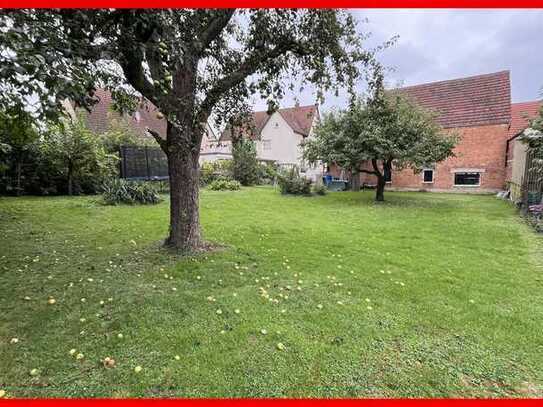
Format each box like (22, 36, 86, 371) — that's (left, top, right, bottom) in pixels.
(454, 172, 480, 186)
(262, 140, 272, 150)
(423, 169, 434, 183)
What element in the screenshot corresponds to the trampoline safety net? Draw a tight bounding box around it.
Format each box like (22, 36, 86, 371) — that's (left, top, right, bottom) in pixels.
(119, 145, 169, 180)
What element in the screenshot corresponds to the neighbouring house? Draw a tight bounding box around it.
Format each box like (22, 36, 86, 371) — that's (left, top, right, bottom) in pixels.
(506, 101, 542, 202)
(75, 90, 322, 180)
(339, 70, 529, 193)
(216, 104, 322, 180)
(74, 89, 218, 157)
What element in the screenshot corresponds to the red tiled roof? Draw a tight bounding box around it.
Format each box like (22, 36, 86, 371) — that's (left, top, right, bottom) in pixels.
(508, 100, 542, 138)
(220, 104, 318, 142)
(392, 71, 512, 129)
(84, 89, 167, 139)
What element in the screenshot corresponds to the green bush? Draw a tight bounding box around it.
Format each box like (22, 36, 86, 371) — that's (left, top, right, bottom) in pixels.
(102, 178, 163, 205)
(313, 183, 327, 195)
(257, 162, 278, 185)
(200, 160, 234, 186)
(277, 167, 312, 195)
(208, 179, 241, 191)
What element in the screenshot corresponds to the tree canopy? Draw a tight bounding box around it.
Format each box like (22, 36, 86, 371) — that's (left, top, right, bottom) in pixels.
(305, 70, 457, 201)
(0, 103, 39, 194)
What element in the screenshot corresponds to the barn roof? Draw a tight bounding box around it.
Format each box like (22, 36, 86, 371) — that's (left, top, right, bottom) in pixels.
(508, 100, 542, 138)
(392, 71, 512, 129)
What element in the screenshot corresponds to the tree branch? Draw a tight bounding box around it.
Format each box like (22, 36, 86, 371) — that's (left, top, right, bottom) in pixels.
(146, 127, 167, 151)
(195, 9, 236, 54)
(197, 39, 306, 121)
(119, 52, 159, 108)
(371, 158, 382, 177)
(116, 20, 161, 110)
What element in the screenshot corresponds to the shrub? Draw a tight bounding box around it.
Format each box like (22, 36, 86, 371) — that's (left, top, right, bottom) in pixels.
(200, 160, 234, 186)
(208, 179, 241, 191)
(102, 178, 162, 205)
(232, 140, 258, 186)
(277, 167, 312, 195)
(152, 180, 170, 194)
(257, 162, 278, 185)
(313, 184, 327, 195)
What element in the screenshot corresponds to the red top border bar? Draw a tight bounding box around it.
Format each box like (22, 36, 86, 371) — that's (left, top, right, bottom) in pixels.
(2, 0, 543, 7)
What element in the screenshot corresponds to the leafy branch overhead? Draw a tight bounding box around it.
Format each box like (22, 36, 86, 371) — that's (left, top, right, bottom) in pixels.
(0, 9, 382, 141)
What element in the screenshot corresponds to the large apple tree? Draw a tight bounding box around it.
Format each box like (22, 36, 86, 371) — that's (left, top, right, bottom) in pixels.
(0, 9, 379, 251)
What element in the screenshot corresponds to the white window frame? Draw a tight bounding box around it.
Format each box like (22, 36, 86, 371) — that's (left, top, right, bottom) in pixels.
(262, 139, 272, 151)
(453, 171, 481, 187)
(422, 168, 434, 183)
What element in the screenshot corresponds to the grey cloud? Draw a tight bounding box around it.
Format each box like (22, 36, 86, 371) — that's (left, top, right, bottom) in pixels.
(251, 9, 542, 112)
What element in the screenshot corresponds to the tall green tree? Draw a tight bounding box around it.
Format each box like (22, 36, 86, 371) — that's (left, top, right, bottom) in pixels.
(232, 139, 259, 186)
(0, 104, 39, 195)
(305, 70, 457, 201)
(0, 9, 382, 251)
(42, 115, 117, 195)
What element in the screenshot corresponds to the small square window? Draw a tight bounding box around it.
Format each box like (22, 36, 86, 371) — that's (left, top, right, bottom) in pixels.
(262, 140, 272, 150)
(454, 172, 480, 186)
(423, 169, 434, 183)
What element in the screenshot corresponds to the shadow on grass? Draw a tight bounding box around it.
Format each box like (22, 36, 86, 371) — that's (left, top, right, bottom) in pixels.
(319, 190, 476, 211)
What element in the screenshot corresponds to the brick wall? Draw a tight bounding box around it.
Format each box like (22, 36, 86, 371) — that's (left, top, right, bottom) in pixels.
(331, 123, 511, 193)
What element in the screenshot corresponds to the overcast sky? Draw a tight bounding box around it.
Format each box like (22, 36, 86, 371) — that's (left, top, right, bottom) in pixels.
(251, 9, 543, 112)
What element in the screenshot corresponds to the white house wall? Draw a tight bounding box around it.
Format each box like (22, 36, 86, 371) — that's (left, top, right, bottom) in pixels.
(258, 111, 304, 165)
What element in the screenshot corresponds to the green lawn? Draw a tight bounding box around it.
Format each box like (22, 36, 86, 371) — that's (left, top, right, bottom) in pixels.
(1, 187, 543, 398)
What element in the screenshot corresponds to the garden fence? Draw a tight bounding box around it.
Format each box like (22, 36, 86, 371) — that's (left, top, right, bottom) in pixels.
(521, 148, 543, 209)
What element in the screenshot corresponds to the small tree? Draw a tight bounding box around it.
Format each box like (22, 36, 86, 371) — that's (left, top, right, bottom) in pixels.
(42, 115, 118, 195)
(232, 139, 259, 186)
(0, 104, 39, 195)
(305, 70, 457, 201)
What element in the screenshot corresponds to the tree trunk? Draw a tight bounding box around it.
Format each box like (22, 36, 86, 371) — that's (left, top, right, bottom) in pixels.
(165, 134, 202, 252)
(15, 160, 22, 196)
(376, 175, 385, 201)
(67, 164, 73, 196)
(351, 170, 361, 191)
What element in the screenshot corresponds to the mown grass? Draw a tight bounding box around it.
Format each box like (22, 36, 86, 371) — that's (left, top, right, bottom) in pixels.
(1, 187, 543, 398)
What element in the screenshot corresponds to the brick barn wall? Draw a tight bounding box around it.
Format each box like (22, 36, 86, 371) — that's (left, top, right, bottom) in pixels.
(330, 123, 510, 193)
(388, 124, 509, 192)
